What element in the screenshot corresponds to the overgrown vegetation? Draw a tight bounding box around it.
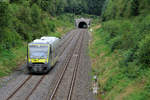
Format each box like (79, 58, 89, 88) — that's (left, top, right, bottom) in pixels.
(102, 0, 150, 20)
(90, 0, 150, 99)
(0, 1, 74, 76)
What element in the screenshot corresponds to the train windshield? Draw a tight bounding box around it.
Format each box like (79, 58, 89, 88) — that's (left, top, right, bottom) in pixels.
(29, 45, 49, 59)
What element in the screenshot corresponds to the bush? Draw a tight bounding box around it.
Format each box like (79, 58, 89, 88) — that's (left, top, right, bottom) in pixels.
(137, 34, 150, 68)
(123, 48, 137, 65)
(0, 26, 22, 49)
(0, 1, 74, 52)
(109, 36, 122, 51)
(124, 91, 150, 100)
(103, 73, 126, 92)
(123, 62, 141, 78)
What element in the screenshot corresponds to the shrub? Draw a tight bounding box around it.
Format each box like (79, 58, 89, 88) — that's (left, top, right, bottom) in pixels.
(1, 28, 22, 50)
(124, 91, 150, 100)
(123, 48, 137, 65)
(137, 34, 150, 68)
(123, 62, 141, 78)
(103, 73, 126, 92)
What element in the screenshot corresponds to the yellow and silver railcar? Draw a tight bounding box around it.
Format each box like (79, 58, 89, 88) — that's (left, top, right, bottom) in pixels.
(27, 37, 60, 73)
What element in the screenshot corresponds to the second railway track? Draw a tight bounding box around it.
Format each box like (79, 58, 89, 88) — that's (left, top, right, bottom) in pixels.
(47, 29, 86, 100)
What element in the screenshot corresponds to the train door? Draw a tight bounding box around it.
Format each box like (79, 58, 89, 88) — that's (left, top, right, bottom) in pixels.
(52, 45, 57, 65)
(50, 44, 55, 66)
(49, 45, 52, 67)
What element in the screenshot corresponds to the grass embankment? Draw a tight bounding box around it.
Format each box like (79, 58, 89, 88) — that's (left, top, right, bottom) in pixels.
(0, 14, 74, 77)
(0, 45, 26, 76)
(90, 16, 150, 100)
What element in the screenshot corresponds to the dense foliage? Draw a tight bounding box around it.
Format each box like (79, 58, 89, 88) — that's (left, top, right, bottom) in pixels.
(102, 0, 150, 20)
(64, 0, 105, 15)
(0, 0, 105, 52)
(90, 0, 150, 99)
(0, 0, 75, 51)
(0, 1, 55, 51)
(101, 0, 150, 76)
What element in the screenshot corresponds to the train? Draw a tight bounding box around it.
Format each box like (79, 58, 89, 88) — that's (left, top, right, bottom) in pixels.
(27, 36, 60, 73)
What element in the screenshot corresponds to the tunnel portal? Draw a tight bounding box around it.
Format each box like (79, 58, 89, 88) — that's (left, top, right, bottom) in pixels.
(78, 22, 88, 29)
(75, 18, 91, 29)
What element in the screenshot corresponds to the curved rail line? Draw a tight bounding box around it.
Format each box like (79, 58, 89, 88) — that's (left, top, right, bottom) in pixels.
(47, 30, 85, 100)
(6, 30, 78, 100)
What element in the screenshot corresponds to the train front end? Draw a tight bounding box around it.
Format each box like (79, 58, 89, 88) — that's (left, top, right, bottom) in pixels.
(27, 44, 50, 73)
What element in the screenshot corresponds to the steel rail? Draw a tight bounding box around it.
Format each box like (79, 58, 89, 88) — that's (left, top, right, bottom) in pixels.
(6, 75, 32, 100)
(25, 75, 46, 100)
(47, 30, 84, 100)
(67, 30, 85, 100)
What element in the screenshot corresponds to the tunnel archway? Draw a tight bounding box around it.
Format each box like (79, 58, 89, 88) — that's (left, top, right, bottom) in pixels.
(78, 22, 88, 29)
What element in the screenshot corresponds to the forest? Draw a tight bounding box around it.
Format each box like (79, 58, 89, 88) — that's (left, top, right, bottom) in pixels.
(0, 0, 150, 99)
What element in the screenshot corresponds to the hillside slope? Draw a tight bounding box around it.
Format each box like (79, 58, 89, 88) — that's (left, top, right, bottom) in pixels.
(90, 0, 150, 100)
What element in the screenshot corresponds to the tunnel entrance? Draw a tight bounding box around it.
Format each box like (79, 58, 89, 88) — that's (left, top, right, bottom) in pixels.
(78, 22, 88, 29)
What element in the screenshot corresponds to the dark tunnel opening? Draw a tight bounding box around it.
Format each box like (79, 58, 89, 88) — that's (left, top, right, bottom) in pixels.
(78, 22, 88, 29)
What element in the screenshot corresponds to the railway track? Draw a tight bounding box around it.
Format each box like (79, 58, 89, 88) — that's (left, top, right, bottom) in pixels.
(67, 32, 84, 100)
(47, 30, 85, 100)
(6, 75, 32, 100)
(58, 30, 77, 56)
(67, 30, 87, 100)
(59, 30, 77, 48)
(5, 30, 79, 100)
(25, 75, 45, 100)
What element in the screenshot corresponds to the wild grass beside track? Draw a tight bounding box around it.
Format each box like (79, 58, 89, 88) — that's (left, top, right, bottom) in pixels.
(0, 45, 26, 77)
(90, 22, 150, 100)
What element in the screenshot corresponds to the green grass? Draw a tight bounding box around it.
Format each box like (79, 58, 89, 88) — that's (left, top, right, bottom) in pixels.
(89, 21, 150, 100)
(0, 44, 26, 76)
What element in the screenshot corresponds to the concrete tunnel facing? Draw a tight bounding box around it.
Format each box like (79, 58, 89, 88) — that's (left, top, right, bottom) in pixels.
(75, 18, 91, 29)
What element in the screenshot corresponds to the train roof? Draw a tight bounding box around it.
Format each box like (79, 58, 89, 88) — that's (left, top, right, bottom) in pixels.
(41, 37, 59, 43)
(41, 36, 58, 40)
(28, 37, 59, 45)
